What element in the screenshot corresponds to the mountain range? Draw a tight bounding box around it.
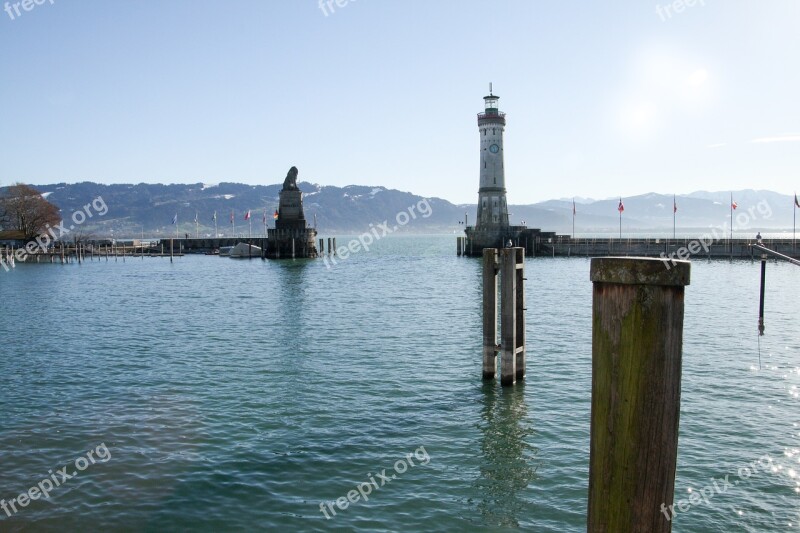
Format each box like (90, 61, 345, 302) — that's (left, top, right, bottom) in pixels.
(11, 182, 800, 238)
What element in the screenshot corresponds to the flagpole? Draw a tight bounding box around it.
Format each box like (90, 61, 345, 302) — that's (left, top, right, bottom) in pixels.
(214, 212, 218, 238)
(673, 194, 676, 239)
(619, 197, 622, 239)
(175, 214, 178, 240)
(572, 197, 575, 239)
(730, 192, 733, 255)
(233, 211, 236, 238)
(794, 192, 797, 252)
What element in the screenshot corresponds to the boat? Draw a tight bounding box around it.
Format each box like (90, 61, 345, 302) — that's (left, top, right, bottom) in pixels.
(218, 246, 233, 257)
(228, 242, 262, 258)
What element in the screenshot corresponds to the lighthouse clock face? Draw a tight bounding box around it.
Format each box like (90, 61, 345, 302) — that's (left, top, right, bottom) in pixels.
(489, 144, 499, 154)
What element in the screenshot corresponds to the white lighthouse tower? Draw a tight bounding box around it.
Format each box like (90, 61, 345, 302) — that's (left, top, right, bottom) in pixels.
(476, 85, 510, 229)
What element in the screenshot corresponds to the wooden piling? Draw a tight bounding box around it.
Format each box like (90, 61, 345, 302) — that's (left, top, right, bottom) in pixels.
(482, 248, 499, 380)
(170, 239, 174, 263)
(500, 247, 525, 385)
(333, 238, 337, 255)
(587, 257, 690, 533)
(327, 238, 332, 255)
(513, 248, 526, 379)
(292, 238, 296, 259)
(319, 238, 324, 255)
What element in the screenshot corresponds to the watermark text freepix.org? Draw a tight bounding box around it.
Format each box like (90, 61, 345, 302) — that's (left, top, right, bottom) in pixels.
(659, 199, 772, 270)
(655, 0, 705, 22)
(1, 443, 111, 518)
(323, 198, 432, 269)
(319, 446, 430, 519)
(1, 195, 108, 272)
(4, 0, 55, 21)
(660, 452, 793, 521)
(318, 0, 357, 17)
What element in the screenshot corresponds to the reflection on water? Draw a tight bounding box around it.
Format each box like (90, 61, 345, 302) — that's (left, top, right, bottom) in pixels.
(474, 381, 539, 528)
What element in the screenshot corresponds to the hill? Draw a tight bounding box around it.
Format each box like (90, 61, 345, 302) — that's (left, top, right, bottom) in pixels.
(5, 182, 796, 237)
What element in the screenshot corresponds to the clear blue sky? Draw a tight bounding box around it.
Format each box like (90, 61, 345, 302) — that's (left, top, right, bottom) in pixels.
(1, 0, 798, 204)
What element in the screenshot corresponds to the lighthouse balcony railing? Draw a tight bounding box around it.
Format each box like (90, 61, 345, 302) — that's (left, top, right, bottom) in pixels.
(477, 112, 506, 123)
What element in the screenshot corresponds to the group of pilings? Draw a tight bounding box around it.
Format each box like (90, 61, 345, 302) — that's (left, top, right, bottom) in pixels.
(481, 251, 691, 532)
(318, 237, 338, 256)
(1, 246, 16, 269)
(5, 242, 181, 266)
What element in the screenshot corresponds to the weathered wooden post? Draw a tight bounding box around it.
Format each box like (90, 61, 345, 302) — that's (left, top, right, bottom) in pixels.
(482, 247, 526, 385)
(292, 238, 296, 259)
(500, 247, 525, 385)
(327, 238, 332, 256)
(482, 248, 499, 380)
(319, 238, 324, 255)
(588, 257, 690, 533)
(170, 239, 174, 263)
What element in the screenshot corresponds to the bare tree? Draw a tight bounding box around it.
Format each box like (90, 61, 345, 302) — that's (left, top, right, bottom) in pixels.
(0, 183, 61, 240)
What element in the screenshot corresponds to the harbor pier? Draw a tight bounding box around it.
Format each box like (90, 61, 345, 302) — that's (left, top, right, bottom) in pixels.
(461, 233, 800, 260)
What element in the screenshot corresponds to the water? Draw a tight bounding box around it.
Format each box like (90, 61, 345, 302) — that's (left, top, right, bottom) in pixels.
(0, 235, 798, 531)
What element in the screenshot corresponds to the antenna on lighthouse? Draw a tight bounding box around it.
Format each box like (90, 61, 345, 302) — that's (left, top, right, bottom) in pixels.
(489, 82, 493, 95)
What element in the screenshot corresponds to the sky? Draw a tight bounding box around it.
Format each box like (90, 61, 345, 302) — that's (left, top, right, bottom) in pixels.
(1, 0, 799, 204)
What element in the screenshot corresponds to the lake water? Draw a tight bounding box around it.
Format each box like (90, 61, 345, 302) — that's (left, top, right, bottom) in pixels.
(0, 235, 798, 531)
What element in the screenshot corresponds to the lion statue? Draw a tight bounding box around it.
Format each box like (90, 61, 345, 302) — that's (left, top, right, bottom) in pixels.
(282, 166, 300, 191)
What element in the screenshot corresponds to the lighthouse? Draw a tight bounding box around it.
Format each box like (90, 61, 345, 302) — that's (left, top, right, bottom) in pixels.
(476, 86, 510, 229)
(459, 87, 548, 257)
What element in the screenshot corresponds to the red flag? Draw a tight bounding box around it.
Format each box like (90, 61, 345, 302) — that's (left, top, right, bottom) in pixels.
(618, 198, 624, 213)
(273, 210, 279, 220)
(244, 210, 251, 221)
(673, 195, 677, 213)
(731, 200, 738, 210)
(795, 193, 800, 208)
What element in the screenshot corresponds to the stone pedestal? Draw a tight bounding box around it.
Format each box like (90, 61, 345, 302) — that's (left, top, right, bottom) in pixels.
(268, 166, 318, 259)
(276, 190, 306, 231)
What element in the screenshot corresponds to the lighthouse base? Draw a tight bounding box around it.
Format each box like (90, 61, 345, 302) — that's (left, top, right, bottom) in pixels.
(463, 226, 556, 257)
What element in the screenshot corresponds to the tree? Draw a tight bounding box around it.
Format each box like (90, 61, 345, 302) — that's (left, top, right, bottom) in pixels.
(0, 183, 61, 240)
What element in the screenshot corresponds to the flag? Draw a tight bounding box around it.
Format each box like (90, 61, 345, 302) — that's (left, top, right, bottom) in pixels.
(618, 198, 624, 213)
(673, 195, 677, 213)
(244, 210, 251, 221)
(171, 214, 177, 225)
(263, 209, 267, 224)
(212, 211, 217, 222)
(795, 193, 800, 208)
(230, 210, 234, 223)
(273, 210, 279, 220)
(194, 212, 198, 224)
(731, 200, 738, 210)
(572, 199, 576, 216)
